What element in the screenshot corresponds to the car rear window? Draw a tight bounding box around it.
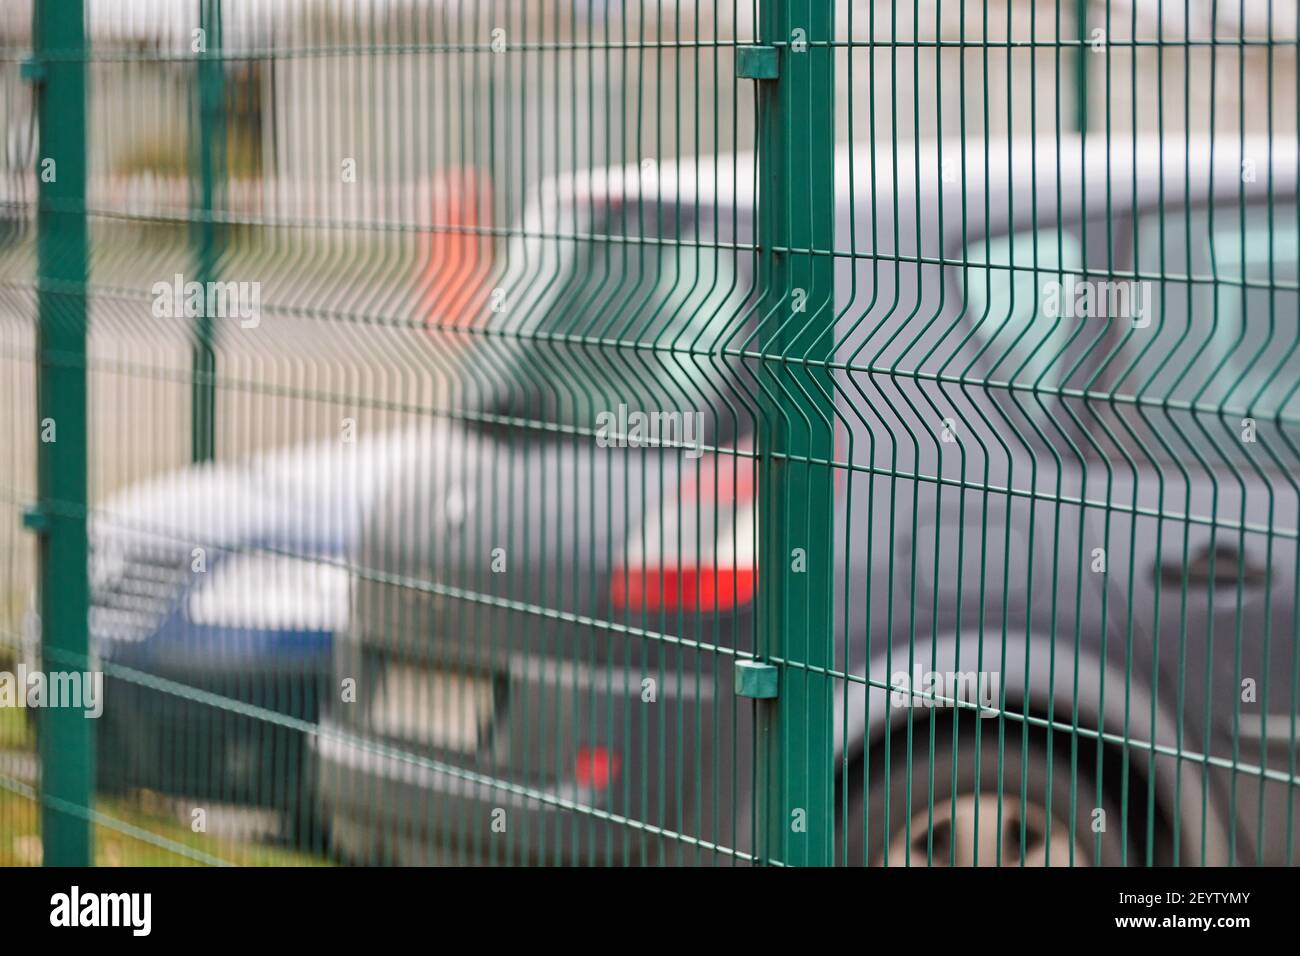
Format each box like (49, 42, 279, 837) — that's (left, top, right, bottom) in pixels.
(484, 204, 751, 432)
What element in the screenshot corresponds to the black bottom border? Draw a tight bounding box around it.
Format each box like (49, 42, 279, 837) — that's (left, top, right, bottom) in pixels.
(0, 864, 1284, 942)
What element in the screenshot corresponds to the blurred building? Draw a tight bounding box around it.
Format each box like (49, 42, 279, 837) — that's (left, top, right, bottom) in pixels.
(2, 1, 1294, 221)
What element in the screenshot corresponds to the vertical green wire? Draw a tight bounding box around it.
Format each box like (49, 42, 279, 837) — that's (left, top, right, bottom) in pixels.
(192, 0, 223, 464)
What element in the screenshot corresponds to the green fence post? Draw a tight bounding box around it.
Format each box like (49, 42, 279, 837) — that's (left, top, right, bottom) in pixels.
(751, 0, 836, 866)
(192, 0, 224, 462)
(32, 0, 92, 867)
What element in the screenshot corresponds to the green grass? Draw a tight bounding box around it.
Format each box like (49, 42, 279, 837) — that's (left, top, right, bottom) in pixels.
(0, 787, 333, 866)
(0, 704, 30, 751)
(1, 700, 329, 866)
(1, 570, 333, 867)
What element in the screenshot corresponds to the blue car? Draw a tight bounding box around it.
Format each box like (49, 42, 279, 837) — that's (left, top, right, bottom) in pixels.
(23, 430, 418, 844)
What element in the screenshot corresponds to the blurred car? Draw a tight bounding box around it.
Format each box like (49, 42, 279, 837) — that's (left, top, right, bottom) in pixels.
(23, 430, 417, 842)
(316, 136, 1300, 865)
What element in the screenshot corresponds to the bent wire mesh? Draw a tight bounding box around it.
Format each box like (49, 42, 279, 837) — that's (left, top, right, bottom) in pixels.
(0, 0, 1297, 867)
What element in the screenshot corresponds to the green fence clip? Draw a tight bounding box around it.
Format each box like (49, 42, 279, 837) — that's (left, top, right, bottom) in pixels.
(20, 504, 49, 534)
(20, 55, 45, 84)
(735, 45, 779, 81)
(735, 660, 779, 699)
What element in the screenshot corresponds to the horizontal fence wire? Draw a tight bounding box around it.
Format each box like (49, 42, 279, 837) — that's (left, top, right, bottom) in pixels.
(0, 0, 1296, 867)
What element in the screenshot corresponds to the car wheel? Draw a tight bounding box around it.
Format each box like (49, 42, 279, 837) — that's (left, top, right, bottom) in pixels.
(841, 715, 1134, 866)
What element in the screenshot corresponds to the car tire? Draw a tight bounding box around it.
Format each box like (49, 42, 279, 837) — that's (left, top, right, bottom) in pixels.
(841, 714, 1136, 866)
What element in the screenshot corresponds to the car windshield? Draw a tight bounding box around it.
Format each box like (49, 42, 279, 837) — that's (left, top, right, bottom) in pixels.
(471, 203, 752, 438)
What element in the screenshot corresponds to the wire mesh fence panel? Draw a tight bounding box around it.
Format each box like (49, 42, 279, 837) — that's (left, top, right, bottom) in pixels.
(827, 0, 1300, 867)
(0, 0, 1297, 868)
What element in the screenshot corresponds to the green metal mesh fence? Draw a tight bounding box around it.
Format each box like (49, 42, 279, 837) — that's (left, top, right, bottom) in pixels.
(0, 0, 1298, 867)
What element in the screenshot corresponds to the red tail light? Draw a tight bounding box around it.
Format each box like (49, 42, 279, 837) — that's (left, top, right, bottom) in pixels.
(610, 454, 756, 613)
(574, 746, 620, 790)
(610, 566, 755, 613)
